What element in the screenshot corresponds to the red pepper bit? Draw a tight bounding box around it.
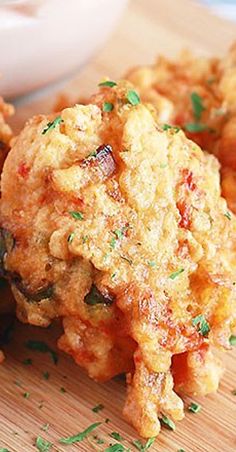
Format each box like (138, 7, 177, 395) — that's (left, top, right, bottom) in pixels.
(18, 162, 30, 178)
(182, 168, 196, 191)
(177, 201, 191, 229)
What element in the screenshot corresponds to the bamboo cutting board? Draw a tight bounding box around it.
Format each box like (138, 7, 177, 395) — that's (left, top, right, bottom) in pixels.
(1, 1, 236, 451)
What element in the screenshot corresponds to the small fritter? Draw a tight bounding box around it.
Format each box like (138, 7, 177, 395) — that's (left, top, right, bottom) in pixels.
(1, 82, 236, 437)
(126, 43, 236, 213)
(0, 97, 14, 174)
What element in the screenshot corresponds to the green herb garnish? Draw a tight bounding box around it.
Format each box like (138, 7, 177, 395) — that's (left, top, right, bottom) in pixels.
(178, 449, 186, 452)
(92, 403, 104, 413)
(231, 389, 236, 395)
(99, 80, 117, 88)
(132, 437, 155, 451)
(188, 402, 201, 413)
(60, 387, 66, 393)
(229, 334, 236, 346)
(169, 268, 184, 280)
(185, 122, 209, 133)
(110, 432, 124, 441)
(59, 422, 102, 444)
(163, 124, 180, 133)
(69, 211, 84, 221)
(104, 445, 126, 452)
(23, 392, 30, 399)
(41, 424, 50, 432)
(22, 358, 32, 365)
(127, 90, 140, 106)
(224, 212, 232, 220)
(0, 449, 10, 452)
(43, 371, 50, 380)
(192, 315, 210, 337)
(25, 340, 58, 365)
(35, 436, 52, 451)
(103, 102, 114, 112)
(160, 415, 175, 431)
(147, 261, 156, 267)
(67, 232, 75, 243)
(191, 92, 205, 121)
(42, 116, 63, 135)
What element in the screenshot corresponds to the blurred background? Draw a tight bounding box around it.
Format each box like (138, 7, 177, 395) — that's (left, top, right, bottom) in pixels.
(2, 0, 236, 130)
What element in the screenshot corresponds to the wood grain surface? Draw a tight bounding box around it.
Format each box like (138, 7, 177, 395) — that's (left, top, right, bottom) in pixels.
(1, 1, 236, 451)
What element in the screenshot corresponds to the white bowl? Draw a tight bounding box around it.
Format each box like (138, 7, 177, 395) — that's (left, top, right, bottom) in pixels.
(0, 0, 128, 98)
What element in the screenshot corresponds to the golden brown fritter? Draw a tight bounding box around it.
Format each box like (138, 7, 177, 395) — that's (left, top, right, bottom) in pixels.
(126, 43, 236, 213)
(1, 81, 236, 437)
(0, 97, 14, 175)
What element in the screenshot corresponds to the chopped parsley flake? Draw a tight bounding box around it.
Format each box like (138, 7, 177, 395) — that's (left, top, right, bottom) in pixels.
(229, 334, 236, 346)
(188, 402, 201, 413)
(93, 435, 105, 445)
(163, 124, 180, 133)
(60, 422, 102, 444)
(42, 116, 63, 135)
(23, 392, 30, 399)
(127, 90, 140, 106)
(25, 340, 58, 365)
(103, 102, 114, 112)
(67, 232, 75, 243)
(191, 92, 205, 121)
(104, 445, 126, 452)
(60, 387, 66, 393)
(224, 212, 232, 220)
(0, 449, 10, 452)
(110, 236, 117, 249)
(147, 261, 156, 267)
(178, 449, 186, 452)
(169, 268, 184, 280)
(41, 424, 49, 432)
(99, 80, 117, 88)
(82, 235, 88, 244)
(22, 358, 32, 365)
(185, 122, 209, 133)
(160, 415, 176, 431)
(69, 211, 84, 221)
(35, 436, 52, 452)
(111, 272, 117, 280)
(92, 403, 104, 413)
(110, 432, 124, 441)
(43, 371, 50, 380)
(132, 437, 156, 451)
(231, 389, 236, 395)
(192, 315, 210, 337)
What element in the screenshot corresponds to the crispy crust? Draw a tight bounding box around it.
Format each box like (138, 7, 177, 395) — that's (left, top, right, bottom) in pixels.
(126, 43, 236, 214)
(1, 82, 236, 436)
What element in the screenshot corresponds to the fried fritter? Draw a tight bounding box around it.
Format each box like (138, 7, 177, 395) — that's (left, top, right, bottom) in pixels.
(127, 44, 236, 213)
(1, 81, 236, 437)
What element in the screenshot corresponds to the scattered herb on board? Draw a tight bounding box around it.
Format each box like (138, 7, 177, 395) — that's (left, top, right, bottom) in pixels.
(163, 124, 180, 133)
(192, 315, 210, 337)
(99, 80, 117, 88)
(59, 422, 102, 444)
(92, 403, 104, 413)
(110, 432, 124, 441)
(92, 435, 105, 445)
(229, 334, 236, 346)
(169, 268, 184, 280)
(0, 449, 10, 452)
(23, 392, 30, 399)
(69, 211, 84, 221)
(22, 358, 32, 365)
(104, 445, 126, 452)
(191, 92, 205, 121)
(43, 371, 50, 380)
(126, 90, 140, 106)
(231, 389, 236, 395)
(60, 387, 66, 393)
(42, 116, 63, 135)
(35, 436, 52, 451)
(224, 212, 232, 220)
(25, 340, 58, 365)
(178, 449, 186, 452)
(132, 437, 156, 451)
(188, 402, 201, 413)
(160, 415, 176, 431)
(41, 424, 50, 432)
(103, 102, 114, 112)
(105, 418, 110, 424)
